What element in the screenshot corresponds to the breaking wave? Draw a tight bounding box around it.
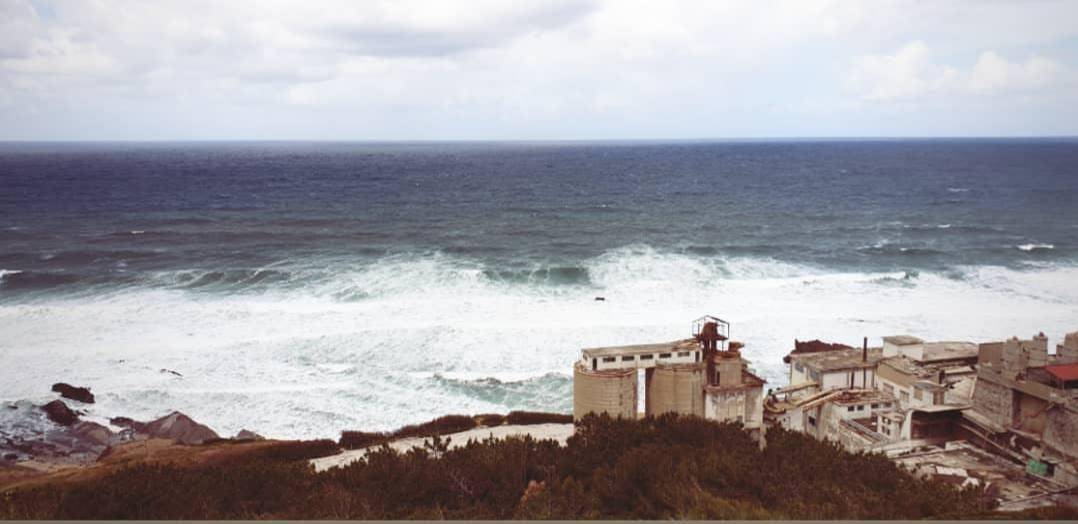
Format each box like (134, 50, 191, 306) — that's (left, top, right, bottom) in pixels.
(4, 246, 1078, 439)
(1017, 243, 1055, 252)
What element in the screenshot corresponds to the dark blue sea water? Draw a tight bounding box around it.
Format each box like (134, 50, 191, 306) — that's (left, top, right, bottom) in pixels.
(2, 139, 1078, 438)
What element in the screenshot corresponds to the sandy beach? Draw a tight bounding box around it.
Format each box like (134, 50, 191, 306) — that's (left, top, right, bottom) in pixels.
(310, 423, 575, 472)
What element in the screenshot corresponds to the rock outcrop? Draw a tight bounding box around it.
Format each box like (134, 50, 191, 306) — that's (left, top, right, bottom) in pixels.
(41, 400, 79, 426)
(142, 412, 219, 445)
(51, 383, 95, 404)
(234, 429, 264, 441)
(111, 412, 220, 444)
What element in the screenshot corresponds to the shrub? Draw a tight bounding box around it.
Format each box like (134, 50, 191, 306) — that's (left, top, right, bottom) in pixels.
(391, 415, 477, 439)
(1, 413, 1003, 520)
(474, 413, 506, 427)
(506, 411, 573, 425)
(339, 431, 388, 450)
(235, 439, 340, 463)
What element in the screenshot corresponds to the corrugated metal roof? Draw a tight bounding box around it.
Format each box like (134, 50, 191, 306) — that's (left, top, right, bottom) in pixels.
(1045, 363, 1078, 381)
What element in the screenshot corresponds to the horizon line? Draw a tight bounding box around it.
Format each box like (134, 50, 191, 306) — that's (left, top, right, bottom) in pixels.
(1, 135, 1078, 144)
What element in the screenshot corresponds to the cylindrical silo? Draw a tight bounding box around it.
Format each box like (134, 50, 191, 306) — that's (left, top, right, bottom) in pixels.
(646, 362, 705, 417)
(573, 361, 638, 421)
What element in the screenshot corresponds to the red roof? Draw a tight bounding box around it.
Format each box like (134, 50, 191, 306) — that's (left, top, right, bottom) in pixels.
(1045, 363, 1078, 382)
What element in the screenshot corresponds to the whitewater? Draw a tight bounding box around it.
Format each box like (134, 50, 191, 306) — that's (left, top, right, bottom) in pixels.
(3, 246, 1078, 439)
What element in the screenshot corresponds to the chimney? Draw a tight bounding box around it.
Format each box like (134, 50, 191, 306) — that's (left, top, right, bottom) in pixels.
(862, 337, 868, 363)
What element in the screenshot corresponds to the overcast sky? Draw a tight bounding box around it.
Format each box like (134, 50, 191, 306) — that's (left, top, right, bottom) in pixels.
(2, 0, 1077, 140)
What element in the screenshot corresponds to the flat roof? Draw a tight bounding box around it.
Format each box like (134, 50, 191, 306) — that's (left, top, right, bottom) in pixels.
(582, 339, 696, 359)
(921, 341, 978, 362)
(796, 388, 893, 410)
(883, 335, 923, 346)
(1045, 363, 1078, 382)
(790, 347, 883, 371)
(880, 355, 977, 378)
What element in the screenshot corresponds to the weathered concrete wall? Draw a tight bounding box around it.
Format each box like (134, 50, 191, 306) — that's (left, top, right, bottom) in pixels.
(971, 375, 1014, 428)
(1043, 406, 1078, 463)
(646, 363, 705, 417)
(978, 342, 1003, 369)
(716, 357, 741, 387)
(573, 362, 637, 421)
(743, 385, 763, 429)
(1058, 331, 1078, 364)
(1015, 393, 1048, 434)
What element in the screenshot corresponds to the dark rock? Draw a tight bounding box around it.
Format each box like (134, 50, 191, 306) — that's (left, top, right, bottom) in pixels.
(109, 416, 148, 433)
(784, 339, 854, 363)
(143, 412, 219, 445)
(160, 368, 183, 377)
(51, 383, 95, 404)
(2, 453, 16, 461)
(70, 421, 114, 448)
(41, 400, 79, 426)
(234, 429, 264, 441)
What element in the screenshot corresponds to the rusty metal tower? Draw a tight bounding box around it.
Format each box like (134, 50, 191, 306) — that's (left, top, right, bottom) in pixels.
(693, 315, 731, 386)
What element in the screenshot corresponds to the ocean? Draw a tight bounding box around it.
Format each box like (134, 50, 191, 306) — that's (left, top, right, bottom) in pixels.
(2, 139, 1077, 439)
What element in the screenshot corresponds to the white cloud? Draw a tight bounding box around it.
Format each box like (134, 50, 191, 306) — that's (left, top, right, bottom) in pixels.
(846, 41, 1068, 102)
(1, 0, 1077, 138)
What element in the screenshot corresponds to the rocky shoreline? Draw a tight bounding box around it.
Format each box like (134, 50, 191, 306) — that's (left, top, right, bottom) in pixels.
(1, 383, 257, 476)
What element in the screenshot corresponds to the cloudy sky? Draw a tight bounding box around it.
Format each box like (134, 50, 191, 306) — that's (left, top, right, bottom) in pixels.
(2, 0, 1077, 140)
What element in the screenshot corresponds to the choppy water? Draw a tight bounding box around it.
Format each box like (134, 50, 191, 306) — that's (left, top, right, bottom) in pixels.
(2, 139, 1078, 439)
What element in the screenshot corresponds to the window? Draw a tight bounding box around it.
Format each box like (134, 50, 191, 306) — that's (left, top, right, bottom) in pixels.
(808, 415, 817, 427)
(857, 405, 865, 411)
(659, 353, 672, 359)
(621, 355, 635, 362)
(847, 406, 855, 412)
(678, 351, 690, 357)
(884, 383, 895, 394)
(871, 403, 879, 409)
(795, 362, 804, 372)
(602, 357, 616, 363)
(641, 354, 654, 360)
(914, 389, 923, 401)
(592, 359, 597, 371)
(900, 391, 910, 403)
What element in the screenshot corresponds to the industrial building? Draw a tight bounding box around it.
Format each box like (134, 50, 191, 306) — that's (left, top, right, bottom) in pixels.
(964, 332, 1078, 486)
(786, 339, 883, 391)
(572, 316, 766, 440)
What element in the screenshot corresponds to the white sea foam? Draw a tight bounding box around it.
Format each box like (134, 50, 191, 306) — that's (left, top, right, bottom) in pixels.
(3, 249, 1078, 440)
(1017, 243, 1054, 252)
(947, 187, 970, 193)
(0, 269, 22, 281)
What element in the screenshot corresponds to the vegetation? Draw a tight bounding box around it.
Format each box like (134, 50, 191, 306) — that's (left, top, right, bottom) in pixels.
(505, 411, 573, 425)
(338, 412, 570, 450)
(1, 414, 1010, 519)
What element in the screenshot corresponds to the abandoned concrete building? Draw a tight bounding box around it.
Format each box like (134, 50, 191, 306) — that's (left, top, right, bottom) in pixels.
(964, 332, 1078, 486)
(875, 336, 979, 409)
(573, 316, 766, 439)
(785, 339, 883, 391)
(773, 335, 997, 454)
(767, 387, 900, 452)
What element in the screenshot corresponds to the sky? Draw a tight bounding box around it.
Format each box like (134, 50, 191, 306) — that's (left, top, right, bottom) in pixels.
(1, 0, 1077, 140)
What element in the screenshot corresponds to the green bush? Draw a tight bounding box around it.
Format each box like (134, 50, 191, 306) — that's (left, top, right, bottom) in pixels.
(339, 430, 388, 450)
(0, 413, 1010, 520)
(474, 413, 506, 427)
(505, 411, 572, 425)
(390, 415, 477, 439)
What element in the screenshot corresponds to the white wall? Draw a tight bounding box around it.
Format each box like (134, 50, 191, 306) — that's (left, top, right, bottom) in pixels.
(821, 368, 876, 390)
(588, 349, 700, 371)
